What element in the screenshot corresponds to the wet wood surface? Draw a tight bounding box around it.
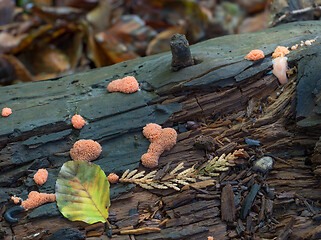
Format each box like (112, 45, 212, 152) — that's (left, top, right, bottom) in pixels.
(0, 21, 321, 240)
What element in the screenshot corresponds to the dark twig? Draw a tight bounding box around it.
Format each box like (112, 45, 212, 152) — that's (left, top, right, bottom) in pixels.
(273, 6, 321, 26)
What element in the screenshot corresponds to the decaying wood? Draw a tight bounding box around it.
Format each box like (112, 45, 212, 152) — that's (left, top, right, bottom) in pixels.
(277, 217, 295, 240)
(221, 183, 236, 222)
(170, 34, 194, 71)
(1, 21, 321, 239)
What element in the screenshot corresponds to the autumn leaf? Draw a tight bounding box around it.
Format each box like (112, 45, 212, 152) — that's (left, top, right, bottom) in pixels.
(55, 160, 110, 224)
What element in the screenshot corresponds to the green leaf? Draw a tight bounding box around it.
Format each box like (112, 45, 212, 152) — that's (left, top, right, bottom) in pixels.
(55, 160, 110, 224)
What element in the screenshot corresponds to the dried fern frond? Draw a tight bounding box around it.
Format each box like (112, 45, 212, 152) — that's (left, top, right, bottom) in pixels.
(178, 166, 195, 176)
(163, 182, 180, 191)
(149, 182, 168, 189)
(126, 169, 138, 179)
(143, 170, 157, 180)
(132, 171, 145, 180)
(121, 169, 130, 179)
(137, 182, 154, 190)
(119, 162, 200, 191)
(198, 152, 236, 176)
(170, 162, 184, 175)
(171, 179, 191, 185)
(119, 151, 242, 191)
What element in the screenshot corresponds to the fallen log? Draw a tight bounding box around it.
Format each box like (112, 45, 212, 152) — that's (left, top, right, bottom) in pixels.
(1, 21, 321, 240)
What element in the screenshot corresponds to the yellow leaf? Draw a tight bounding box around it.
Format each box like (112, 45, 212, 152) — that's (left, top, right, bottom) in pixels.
(55, 160, 110, 224)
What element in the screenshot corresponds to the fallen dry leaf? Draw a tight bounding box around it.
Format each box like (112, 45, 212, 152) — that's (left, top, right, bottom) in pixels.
(0, 32, 27, 53)
(146, 26, 185, 55)
(1, 54, 33, 82)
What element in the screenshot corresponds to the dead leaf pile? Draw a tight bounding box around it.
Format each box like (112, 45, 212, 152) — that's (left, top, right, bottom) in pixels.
(2, 0, 318, 85)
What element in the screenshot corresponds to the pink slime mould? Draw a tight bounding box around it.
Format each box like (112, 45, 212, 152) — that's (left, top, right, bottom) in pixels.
(272, 46, 289, 59)
(107, 76, 139, 93)
(244, 50, 264, 61)
(70, 139, 102, 162)
(2, 107, 12, 117)
(141, 123, 177, 168)
(71, 114, 87, 129)
(11, 196, 22, 204)
(33, 169, 48, 186)
(107, 173, 119, 184)
(21, 191, 56, 210)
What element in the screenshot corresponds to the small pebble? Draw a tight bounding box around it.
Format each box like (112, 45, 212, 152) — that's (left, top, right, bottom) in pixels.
(185, 121, 200, 130)
(253, 156, 274, 173)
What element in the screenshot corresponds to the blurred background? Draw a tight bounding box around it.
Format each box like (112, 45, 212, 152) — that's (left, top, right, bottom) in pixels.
(0, 0, 320, 86)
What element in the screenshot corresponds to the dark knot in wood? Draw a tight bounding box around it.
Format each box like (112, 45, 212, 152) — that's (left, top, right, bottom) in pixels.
(170, 34, 194, 71)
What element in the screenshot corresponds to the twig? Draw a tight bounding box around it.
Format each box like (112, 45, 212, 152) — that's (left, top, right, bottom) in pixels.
(272, 156, 295, 168)
(273, 6, 321, 26)
(120, 227, 161, 235)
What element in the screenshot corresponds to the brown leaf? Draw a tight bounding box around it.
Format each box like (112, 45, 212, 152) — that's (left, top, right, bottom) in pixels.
(56, 0, 99, 10)
(1, 54, 34, 82)
(0, 32, 27, 54)
(31, 47, 70, 74)
(95, 31, 139, 64)
(86, 0, 112, 32)
(16, 18, 42, 35)
(0, 54, 15, 85)
(11, 24, 55, 54)
(237, 0, 269, 14)
(129, 0, 210, 42)
(146, 26, 185, 56)
(33, 73, 58, 81)
(238, 11, 269, 34)
(85, 23, 111, 67)
(34, 0, 55, 6)
(101, 15, 156, 56)
(59, 30, 84, 69)
(31, 5, 85, 22)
